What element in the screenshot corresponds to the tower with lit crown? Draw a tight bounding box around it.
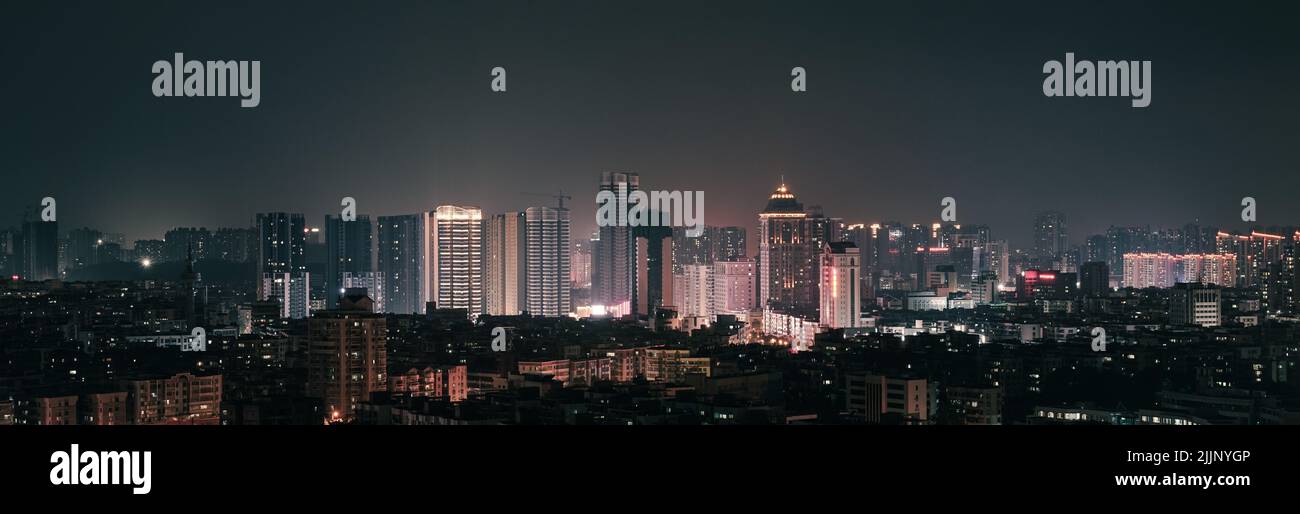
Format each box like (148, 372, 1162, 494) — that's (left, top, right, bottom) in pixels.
(758, 180, 819, 317)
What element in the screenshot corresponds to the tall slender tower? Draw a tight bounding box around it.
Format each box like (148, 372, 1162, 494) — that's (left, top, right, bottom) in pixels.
(758, 182, 818, 317)
(377, 214, 426, 315)
(525, 206, 571, 317)
(486, 212, 527, 315)
(256, 212, 308, 315)
(427, 205, 484, 316)
(1033, 211, 1067, 267)
(592, 172, 638, 315)
(819, 242, 861, 328)
(325, 214, 373, 308)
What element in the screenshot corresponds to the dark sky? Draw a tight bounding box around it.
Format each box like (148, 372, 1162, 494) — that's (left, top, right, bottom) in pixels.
(3, 0, 1298, 250)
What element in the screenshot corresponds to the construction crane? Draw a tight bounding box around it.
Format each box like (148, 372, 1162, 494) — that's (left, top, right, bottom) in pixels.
(520, 191, 573, 210)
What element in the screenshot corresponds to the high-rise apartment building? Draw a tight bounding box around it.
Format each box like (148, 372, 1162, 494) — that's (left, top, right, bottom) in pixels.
(256, 212, 306, 298)
(525, 206, 571, 317)
(377, 214, 427, 315)
(819, 242, 861, 328)
(1033, 211, 1067, 267)
(325, 214, 373, 308)
(673, 263, 712, 319)
(712, 260, 756, 315)
(758, 183, 819, 317)
(486, 212, 526, 315)
(592, 172, 638, 315)
(19, 212, 58, 281)
(427, 205, 484, 316)
(307, 293, 387, 421)
(1123, 253, 1236, 289)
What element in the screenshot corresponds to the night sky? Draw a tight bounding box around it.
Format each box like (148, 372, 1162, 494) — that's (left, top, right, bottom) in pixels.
(3, 0, 1298, 250)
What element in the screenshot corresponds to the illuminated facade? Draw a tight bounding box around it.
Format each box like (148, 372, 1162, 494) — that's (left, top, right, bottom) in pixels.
(391, 365, 468, 402)
(1122, 253, 1236, 289)
(427, 205, 485, 316)
(758, 182, 819, 317)
(712, 260, 756, 316)
(486, 212, 526, 315)
(819, 242, 861, 329)
(592, 172, 638, 315)
(673, 263, 712, 319)
(525, 206, 572, 317)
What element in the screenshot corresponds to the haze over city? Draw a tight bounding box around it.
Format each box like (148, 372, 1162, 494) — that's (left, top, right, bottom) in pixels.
(4, 1, 1298, 249)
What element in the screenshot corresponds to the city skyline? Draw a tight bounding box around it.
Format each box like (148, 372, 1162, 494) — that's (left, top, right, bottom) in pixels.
(4, 2, 1298, 249)
(5, 2, 1298, 500)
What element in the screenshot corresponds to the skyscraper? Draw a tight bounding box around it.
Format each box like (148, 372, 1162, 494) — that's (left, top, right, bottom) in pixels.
(1033, 211, 1067, 267)
(635, 225, 673, 318)
(571, 240, 592, 290)
(377, 214, 427, 315)
(486, 212, 526, 315)
(525, 206, 571, 317)
(19, 211, 58, 281)
(592, 172, 638, 315)
(325, 214, 374, 308)
(257, 213, 309, 319)
(256, 213, 307, 298)
(758, 182, 819, 317)
(712, 226, 747, 261)
(819, 242, 861, 328)
(672, 226, 711, 274)
(427, 205, 484, 316)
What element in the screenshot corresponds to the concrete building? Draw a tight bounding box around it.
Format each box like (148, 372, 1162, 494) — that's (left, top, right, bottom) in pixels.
(307, 293, 387, 421)
(845, 372, 933, 425)
(1170, 282, 1222, 327)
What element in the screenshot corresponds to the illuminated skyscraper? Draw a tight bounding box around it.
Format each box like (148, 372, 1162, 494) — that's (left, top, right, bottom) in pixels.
(758, 182, 818, 317)
(427, 205, 484, 316)
(592, 172, 638, 315)
(486, 212, 526, 315)
(525, 206, 571, 317)
(673, 263, 712, 319)
(712, 226, 747, 261)
(712, 260, 756, 316)
(819, 242, 861, 329)
(571, 240, 592, 290)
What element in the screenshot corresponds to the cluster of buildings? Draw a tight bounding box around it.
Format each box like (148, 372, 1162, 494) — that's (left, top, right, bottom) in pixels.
(5, 173, 1300, 426)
